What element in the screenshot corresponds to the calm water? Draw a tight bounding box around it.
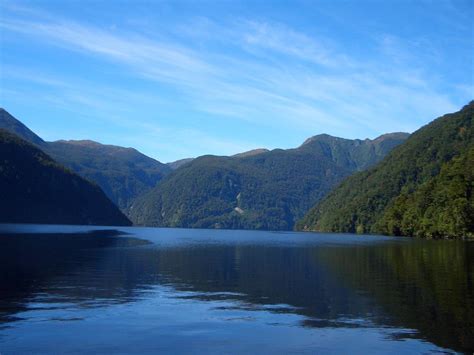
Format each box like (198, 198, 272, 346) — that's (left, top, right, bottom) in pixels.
(0, 225, 473, 354)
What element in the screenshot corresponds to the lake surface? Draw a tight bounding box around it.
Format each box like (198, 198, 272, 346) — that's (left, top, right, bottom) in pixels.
(0, 224, 472, 354)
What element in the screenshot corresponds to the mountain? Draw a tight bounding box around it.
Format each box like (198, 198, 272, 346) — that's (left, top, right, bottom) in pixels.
(46, 140, 171, 212)
(129, 132, 409, 230)
(167, 158, 195, 170)
(0, 109, 45, 146)
(0, 129, 131, 226)
(0, 109, 171, 213)
(232, 148, 270, 158)
(297, 102, 474, 239)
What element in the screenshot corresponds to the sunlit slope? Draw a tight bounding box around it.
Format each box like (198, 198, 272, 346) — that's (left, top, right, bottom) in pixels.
(297, 102, 474, 238)
(130, 133, 408, 230)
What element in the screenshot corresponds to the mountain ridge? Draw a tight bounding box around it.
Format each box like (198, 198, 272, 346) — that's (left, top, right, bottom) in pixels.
(0, 129, 131, 226)
(297, 101, 474, 238)
(0, 108, 410, 230)
(130, 131, 409, 229)
(167, 158, 195, 170)
(0, 108, 46, 146)
(232, 148, 270, 158)
(0, 109, 171, 213)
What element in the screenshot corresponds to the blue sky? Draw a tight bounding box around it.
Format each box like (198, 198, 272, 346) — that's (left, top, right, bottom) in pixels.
(0, 0, 473, 162)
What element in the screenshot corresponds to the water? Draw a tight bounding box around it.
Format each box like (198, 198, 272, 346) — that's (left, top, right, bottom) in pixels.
(0, 225, 472, 354)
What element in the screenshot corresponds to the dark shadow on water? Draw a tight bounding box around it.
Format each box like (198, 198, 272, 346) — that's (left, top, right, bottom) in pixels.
(0, 230, 150, 325)
(0, 228, 472, 352)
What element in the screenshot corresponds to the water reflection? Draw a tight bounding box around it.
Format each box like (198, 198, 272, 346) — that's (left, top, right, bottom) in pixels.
(0, 226, 472, 353)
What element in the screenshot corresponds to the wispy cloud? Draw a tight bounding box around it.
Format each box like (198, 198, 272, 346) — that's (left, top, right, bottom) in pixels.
(0, 19, 214, 84)
(240, 20, 350, 68)
(1, 15, 361, 130)
(0, 4, 468, 160)
(2, 66, 259, 161)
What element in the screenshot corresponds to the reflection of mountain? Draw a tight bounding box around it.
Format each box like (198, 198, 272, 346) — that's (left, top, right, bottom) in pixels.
(150, 241, 474, 352)
(0, 230, 147, 322)
(152, 245, 376, 320)
(1, 231, 472, 352)
(315, 241, 474, 352)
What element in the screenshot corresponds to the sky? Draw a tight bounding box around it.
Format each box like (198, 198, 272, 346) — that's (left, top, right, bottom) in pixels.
(0, 0, 473, 162)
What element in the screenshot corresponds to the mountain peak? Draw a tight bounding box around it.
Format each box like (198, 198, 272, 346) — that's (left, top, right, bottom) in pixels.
(54, 139, 132, 150)
(297, 101, 473, 238)
(233, 148, 270, 158)
(300, 134, 339, 147)
(372, 132, 410, 143)
(300, 132, 409, 148)
(0, 109, 171, 213)
(0, 108, 45, 146)
(0, 129, 131, 226)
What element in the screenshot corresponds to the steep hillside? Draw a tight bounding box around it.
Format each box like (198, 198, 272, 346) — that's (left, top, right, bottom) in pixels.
(0, 109, 171, 212)
(167, 158, 194, 170)
(0, 109, 45, 146)
(232, 148, 270, 158)
(297, 102, 474, 238)
(0, 129, 131, 226)
(130, 133, 408, 230)
(46, 140, 171, 212)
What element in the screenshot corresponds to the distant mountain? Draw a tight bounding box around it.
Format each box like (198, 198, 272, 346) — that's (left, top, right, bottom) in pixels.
(167, 149, 271, 170)
(46, 140, 171, 212)
(232, 148, 270, 158)
(298, 132, 410, 171)
(130, 132, 409, 230)
(0, 129, 131, 226)
(297, 102, 474, 238)
(0, 109, 171, 213)
(167, 158, 195, 170)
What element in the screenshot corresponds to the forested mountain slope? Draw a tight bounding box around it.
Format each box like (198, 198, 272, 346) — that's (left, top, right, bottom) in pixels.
(0, 109, 45, 146)
(130, 133, 409, 230)
(0, 129, 131, 226)
(46, 140, 171, 212)
(0, 109, 171, 213)
(297, 102, 474, 238)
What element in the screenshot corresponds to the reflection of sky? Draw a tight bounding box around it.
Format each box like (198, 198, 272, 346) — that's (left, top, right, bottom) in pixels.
(1, 284, 446, 354)
(0, 225, 468, 353)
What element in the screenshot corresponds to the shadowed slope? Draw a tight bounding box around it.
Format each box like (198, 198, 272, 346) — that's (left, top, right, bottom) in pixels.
(0, 129, 131, 226)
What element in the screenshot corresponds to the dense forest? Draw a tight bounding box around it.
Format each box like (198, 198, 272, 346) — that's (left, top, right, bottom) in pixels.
(0, 109, 410, 229)
(0, 129, 131, 226)
(297, 101, 474, 238)
(0, 109, 171, 213)
(129, 133, 408, 230)
(4, 103, 471, 236)
(46, 140, 171, 212)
